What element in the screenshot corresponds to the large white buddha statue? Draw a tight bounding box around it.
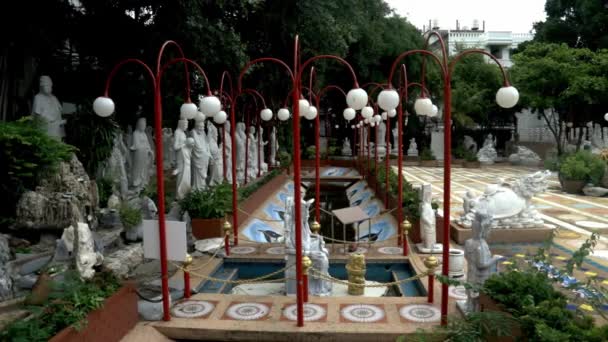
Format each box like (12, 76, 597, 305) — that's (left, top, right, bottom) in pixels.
(32, 75, 64, 139)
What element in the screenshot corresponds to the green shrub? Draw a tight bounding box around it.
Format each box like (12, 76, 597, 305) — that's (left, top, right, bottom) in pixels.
(453, 145, 468, 159)
(464, 150, 478, 162)
(180, 182, 233, 219)
(238, 169, 281, 200)
(64, 107, 119, 175)
(0, 271, 121, 342)
(420, 148, 436, 161)
(119, 203, 142, 230)
(559, 151, 605, 183)
(375, 163, 420, 221)
(0, 117, 75, 223)
(97, 177, 113, 208)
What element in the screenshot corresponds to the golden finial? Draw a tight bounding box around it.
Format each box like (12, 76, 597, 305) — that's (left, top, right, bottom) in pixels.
(302, 256, 312, 275)
(223, 219, 232, 236)
(401, 219, 412, 235)
(311, 221, 321, 234)
(424, 255, 439, 272)
(184, 254, 193, 267)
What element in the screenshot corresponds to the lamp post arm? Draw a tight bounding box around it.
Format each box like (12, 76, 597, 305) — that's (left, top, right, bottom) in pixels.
(219, 70, 235, 99)
(158, 57, 213, 96)
(157, 40, 192, 101)
(103, 59, 156, 97)
(449, 49, 511, 86)
(387, 50, 446, 90)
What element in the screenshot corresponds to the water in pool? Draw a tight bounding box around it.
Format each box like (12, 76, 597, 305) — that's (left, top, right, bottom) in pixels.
(198, 261, 426, 297)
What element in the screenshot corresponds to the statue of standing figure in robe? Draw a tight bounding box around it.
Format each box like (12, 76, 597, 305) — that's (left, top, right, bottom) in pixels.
(235, 122, 247, 184)
(270, 126, 278, 166)
(32, 75, 64, 139)
(191, 119, 210, 191)
(221, 121, 233, 183)
(247, 126, 259, 181)
(258, 127, 269, 174)
(174, 119, 194, 199)
(130, 118, 154, 192)
(207, 121, 223, 185)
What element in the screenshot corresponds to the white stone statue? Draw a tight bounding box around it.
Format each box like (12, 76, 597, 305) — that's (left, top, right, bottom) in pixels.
(417, 184, 441, 253)
(130, 118, 154, 192)
(477, 134, 498, 165)
(407, 138, 419, 157)
(221, 121, 233, 183)
(32, 75, 64, 139)
(258, 127, 269, 174)
(457, 170, 551, 229)
(235, 122, 247, 184)
(162, 128, 175, 170)
(207, 121, 222, 185)
(173, 119, 194, 199)
(463, 135, 477, 153)
(342, 138, 352, 156)
(269, 126, 278, 166)
(191, 119, 210, 190)
(377, 121, 387, 156)
(391, 127, 399, 154)
(508, 146, 541, 166)
(247, 126, 259, 180)
(98, 132, 129, 199)
(284, 196, 331, 296)
(464, 208, 501, 312)
(62, 222, 104, 279)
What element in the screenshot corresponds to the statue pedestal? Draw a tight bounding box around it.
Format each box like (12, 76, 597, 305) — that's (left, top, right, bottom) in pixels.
(415, 243, 443, 254)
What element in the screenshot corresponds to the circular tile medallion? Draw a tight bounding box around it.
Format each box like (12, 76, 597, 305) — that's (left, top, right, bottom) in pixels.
(230, 246, 256, 254)
(265, 246, 285, 255)
(575, 221, 608, 229)
(171, 300, 215, 318)
(377, 246, 403, 255)
(341, 304, 385, 323)
(448, 285, 467, 300)
(283, 303, 326, 322)
(399, 304, 441, 323)
(336, 246, 368, 254)
(226, 302, 270, 321)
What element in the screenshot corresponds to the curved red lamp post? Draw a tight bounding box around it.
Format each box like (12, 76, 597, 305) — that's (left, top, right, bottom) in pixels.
(384, 31, 516, 325)
(95, 42, 215, 322)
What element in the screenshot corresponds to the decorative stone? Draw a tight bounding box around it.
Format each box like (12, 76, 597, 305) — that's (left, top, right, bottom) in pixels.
(477, 134, 497, 164)
(582, 185, 608, 197)
(463, 135, 477, 153)
(17, 274, 38, 289)
(139, 295, 172, 321)
(194, 238, 224, 253)
(0, 235, 13, 300)
(19, 255, 51, 275)
(74, 222, 104, 279)
(225, 302, 270, 321)
(341, 304, 385, 323)
(103, 243, 144, 278)
(15, 155, 98, 230)
(508, 146, 541, 166)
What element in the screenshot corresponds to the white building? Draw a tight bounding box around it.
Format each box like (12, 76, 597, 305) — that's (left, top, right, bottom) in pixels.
(424, 20, 533, 67)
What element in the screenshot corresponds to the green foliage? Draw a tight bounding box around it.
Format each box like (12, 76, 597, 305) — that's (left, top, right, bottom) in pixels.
(0, 117, 75, 222)
(278, 152, 291, 169)
(410, 311, 516, 342)
(452, 145, 467, 159)
(419, 148, 436, 161)
(375, 164, 420, 221)
(64, 107, 119, 175)
(97, 177, 113, 209)
(180, 182, 233, 219)
(559, 151, 605, 183)
(119, 204, 142, 230)
(464, 150, 478, 162)
(0, 271, 121, 342)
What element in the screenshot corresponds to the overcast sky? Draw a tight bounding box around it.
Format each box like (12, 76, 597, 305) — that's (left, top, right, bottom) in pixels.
(385, 0, 547, 33)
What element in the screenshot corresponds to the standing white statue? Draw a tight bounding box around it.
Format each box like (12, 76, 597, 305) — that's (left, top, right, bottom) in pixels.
(417, 184, 441, 253)
(247, 126, 259, 180)
(207, 121, 222, 185)
(464, 207, 501, 312)
(191, 119, 210, 190)
(98, 132, 129, 199)
(269, 126, 278, 166)
(377, 121, 387, 156)
(342, 138, 352, 156)
(130, 118, 154, 192)
(32, 75, 64, 139)
(391, 127, 399, 154)
(258, 127, 269, 174)
(407, 138, 419, 157)
(173, 119, 194, 199)
(221, 121, 233, 183)
(235, 122, 247, 184)
(162, 128, 175, 170)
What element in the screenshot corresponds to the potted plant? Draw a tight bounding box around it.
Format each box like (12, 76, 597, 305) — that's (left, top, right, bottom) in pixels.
(559, 151, 605, 194)
(419, 148, 437, 167)
(119, 203, 143, 242)
(463, 150, 481, 168)
(180, 182, 232, 239)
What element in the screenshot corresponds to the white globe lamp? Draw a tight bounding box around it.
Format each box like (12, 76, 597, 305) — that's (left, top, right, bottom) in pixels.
(361, 106, 374, 119)
(414, 97, 433, 116)
(429, 105, 438, 117)
(346, 88, 368, 110)
(496, 86, 519, 108)
(260, 108, 273, 121)
(199, 96, 222, 117)
(93, 97, 115, 117)
(343, 107, 356, 121)
(277, 108, 290, 121)
(388, 109, 397, 118)
(180, 102, 198, 120)
(305, 106, 318, 120)
(213, 110, 227, 124)
(298, 99, 310, 116)
(377, 89, 400, 111)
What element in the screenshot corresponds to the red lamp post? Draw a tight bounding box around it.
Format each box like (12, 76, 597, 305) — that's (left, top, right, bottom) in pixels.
(382, 31, 518, 325)
(94, 42, 217, 322)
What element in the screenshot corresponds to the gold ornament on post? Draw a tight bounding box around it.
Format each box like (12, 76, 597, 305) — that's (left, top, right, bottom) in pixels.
(311, 221, 321, 235)
(424, 255, 439, 275)
(346, 253, 366, 295)
(401, 219, 412, 237)
(223, 219, 232, 237)
(184, 253, 193, 268)
(302, 256, 312, 275)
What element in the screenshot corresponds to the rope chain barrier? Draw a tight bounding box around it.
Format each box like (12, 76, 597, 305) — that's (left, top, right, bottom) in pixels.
(173, 263, 295, 285)
(309, 267, 429, 288)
